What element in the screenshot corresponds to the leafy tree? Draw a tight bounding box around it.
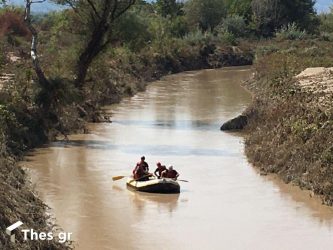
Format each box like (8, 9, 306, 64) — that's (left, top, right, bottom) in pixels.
(251, 0, 318, 36)
(21, 0, 136, 117)
(113, 10, 152, 51)
(319, 8, 333, 33)
(155, 0, 183, 18)
(184, 0, 226, 32)
(279, 0, 318, 32)
(57, 0, 136, 88)
(224, 0, 252, 22)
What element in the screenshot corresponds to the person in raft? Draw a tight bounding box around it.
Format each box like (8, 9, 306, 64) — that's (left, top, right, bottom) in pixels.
(154, 162, 167, 179)
(133, 162, 144, 180)
(162, 165, 179, 180)
(139, 156, 149, 173)
(132, 156, 150, 181)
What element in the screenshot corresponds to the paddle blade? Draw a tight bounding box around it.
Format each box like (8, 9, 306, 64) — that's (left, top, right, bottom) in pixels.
(112, 176, 125, 181)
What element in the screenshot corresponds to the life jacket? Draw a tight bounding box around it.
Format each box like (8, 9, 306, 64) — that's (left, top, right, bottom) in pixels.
(156, 165, 167, 176)
(166, 169, 178, 178)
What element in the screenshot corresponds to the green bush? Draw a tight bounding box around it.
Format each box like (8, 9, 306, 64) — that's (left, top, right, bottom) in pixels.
(319, 12, 333, 33)
(319, 32, 333, 42)
(217, 29, 237, 45)
(276, 23, 307, 40)
(217, 15, 247, 37)
(113, 11, 152, 52)
(170, 16, 189, 38)
(183, 29, 214, 46)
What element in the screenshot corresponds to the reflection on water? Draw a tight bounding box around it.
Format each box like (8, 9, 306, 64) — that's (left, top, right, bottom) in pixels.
(113, 119, 220, 131)
(48, 139, 237, 157)
(22, 67, 333, 250)
(128, 191, 180, 213)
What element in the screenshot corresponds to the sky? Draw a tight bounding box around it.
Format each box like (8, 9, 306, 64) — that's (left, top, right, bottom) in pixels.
(3, 0, 64, 12)
(316, 0, 333, 12)
(2, 0, 333, 13)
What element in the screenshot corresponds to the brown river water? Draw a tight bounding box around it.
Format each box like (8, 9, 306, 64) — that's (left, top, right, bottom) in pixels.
(23, 67, 333, 250)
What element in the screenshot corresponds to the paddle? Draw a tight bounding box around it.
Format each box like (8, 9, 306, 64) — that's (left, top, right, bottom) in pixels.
(112, 175, 128, 181)
(157, 177, 189, 182)
(113, 175, 189, 182)
(177, 179, 189, 183)
(113, 174, 154, 182)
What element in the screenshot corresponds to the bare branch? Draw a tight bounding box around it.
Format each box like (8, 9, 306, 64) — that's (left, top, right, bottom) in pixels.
(31, 0, 46, 3)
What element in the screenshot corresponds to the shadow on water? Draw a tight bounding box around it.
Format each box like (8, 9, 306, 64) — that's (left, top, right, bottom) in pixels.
(46, 139, 238, 157)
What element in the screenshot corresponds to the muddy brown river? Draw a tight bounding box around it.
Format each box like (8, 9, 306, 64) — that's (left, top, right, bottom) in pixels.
(23, 67, 333, 249)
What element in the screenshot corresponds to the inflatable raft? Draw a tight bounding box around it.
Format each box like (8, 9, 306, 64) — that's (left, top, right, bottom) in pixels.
(126, 177, 180, 194)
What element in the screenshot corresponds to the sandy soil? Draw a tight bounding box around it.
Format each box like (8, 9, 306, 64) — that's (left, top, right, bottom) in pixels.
(296, 67, 333, 107)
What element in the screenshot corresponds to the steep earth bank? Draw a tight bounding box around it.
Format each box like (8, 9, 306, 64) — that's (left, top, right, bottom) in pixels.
(242, 67, 333, 206)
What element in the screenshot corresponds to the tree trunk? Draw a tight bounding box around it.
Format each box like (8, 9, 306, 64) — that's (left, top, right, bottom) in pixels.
(24, 0, 50, 89)
(74, 28, 107, 88)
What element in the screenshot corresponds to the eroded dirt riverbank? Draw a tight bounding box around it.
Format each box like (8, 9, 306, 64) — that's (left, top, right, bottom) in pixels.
(244, 66, 333, 206)
(23, 67, 333, 250)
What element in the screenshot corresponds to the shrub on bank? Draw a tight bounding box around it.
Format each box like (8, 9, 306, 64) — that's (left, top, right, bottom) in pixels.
(217, 15, 247, 38)
(183, 29, 212, 46)
(275, 23, 307, 41)
(217, 30, 237, 46)
(0, 7, 30, 39)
